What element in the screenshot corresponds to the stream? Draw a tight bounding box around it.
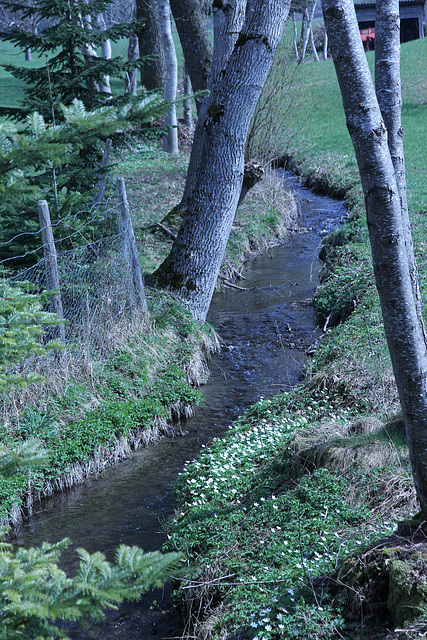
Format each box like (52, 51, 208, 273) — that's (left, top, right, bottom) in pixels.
(12, 172, 347, 639)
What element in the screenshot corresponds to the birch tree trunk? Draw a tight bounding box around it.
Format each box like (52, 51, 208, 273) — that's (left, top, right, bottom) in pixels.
(96, 13, 112, 95)
(136, 0, 166, 89)
(183, 63, 194, 130)
(301, 2, 317, 62)
(322, 0, 427, 516)
(292, 12, 300, 60)
(169, 0, 212, 114)
(126, 32, 139, 94)
(158, 0, 178, 154)
(149, 0, 291, 322)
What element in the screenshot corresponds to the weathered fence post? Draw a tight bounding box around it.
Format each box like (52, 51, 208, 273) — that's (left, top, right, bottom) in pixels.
(93, 138, 112, 207)
(37, 200, 68, 369)
(117, 177, 149, 326)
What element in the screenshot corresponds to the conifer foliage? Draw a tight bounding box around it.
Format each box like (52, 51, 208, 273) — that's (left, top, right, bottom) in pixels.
(0, 0, 137, 121)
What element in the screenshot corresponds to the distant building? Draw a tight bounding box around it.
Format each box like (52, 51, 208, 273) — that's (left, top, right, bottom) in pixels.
(354, 0, 425, 49)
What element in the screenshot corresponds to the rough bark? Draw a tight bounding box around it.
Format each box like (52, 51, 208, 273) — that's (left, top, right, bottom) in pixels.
(323, 0, 427, 516)
(149, 0, 291, 322)
(136, 0, 166, 90)
(375, 0, 423, 326)
(169, 0, 213, 114)
(178, 0, 246, 210)
(211, 0, 247, 85)
(158, 0, 178, 154)
(125, 32, 139, 94)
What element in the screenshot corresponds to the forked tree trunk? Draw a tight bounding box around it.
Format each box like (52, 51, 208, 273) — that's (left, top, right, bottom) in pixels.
(149, 0, 291, 322)
(178, 0, 246, 210)
(322, 0, 427, 516)
(158, 0, 178, 154)
(300, 1, 317, 62)
(169, 0, 212, 114)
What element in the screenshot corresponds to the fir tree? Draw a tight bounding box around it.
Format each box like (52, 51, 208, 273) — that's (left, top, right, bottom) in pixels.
(0, 0, 138, 121)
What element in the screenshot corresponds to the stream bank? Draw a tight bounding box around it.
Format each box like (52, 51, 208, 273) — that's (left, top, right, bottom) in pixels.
(12, 173, 347, 638)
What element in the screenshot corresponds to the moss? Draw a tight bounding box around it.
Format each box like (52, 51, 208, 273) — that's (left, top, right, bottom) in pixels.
(337, 546, 427, 629)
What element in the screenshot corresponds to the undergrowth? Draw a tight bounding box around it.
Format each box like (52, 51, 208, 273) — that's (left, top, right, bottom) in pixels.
(0, 291, 213, 523)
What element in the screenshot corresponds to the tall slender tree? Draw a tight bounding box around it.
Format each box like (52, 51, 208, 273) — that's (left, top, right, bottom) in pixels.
(158, 0, 178, 154)
(322, 0, 427, 515)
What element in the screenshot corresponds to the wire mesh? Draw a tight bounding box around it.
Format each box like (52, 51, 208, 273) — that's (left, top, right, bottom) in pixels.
(12, 233, 141, 359)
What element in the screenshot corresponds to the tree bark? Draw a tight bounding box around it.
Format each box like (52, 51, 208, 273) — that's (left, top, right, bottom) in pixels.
(183, 63, 194, 129)
(158, 0, 179, 154)
(177, 0, 246, 210)
(169, 0, 213, 114)
(322, 0, 427, 516)
(126, 32, 139, 94)
(96, 13, 112, 95)
(375, 0, 423, 326)
(136, 0, 166, 90)
(149, 0, 291, 322)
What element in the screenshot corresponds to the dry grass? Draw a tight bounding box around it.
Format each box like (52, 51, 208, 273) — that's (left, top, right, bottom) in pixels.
(291, 415, 417, 521)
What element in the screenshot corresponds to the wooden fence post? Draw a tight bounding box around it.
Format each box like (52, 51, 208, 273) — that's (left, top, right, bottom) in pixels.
(117, 177, 149, 325)
(37, 200, 68, 369)
(93, 138, 112, 207)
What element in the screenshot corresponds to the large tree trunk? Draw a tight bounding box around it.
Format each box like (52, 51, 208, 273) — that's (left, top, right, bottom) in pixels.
(176, 0, 246, 211)
(149, 0, 291, 322)
(169, 0, 213, 114)
(158, 0, 178, 154)
(136, 0, 166, 90)
(322, 0, 427, 516)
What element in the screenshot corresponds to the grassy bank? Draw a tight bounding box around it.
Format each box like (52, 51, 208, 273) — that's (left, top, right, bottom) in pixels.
(166, 37, 427, 639)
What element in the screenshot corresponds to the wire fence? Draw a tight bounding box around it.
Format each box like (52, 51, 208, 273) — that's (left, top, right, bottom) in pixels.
(5, 180, 148, 384)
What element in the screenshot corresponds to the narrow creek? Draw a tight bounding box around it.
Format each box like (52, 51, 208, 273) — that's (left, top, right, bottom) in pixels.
(12, 172, 347, 639)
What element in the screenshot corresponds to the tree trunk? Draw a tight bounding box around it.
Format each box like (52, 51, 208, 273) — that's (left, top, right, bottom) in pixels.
(301, 1, 317, 62)
(323, 25, 328, 60)
(149, 0, 291, 322)
(177, 0, 246, 210)
(375, 0, 423, 326)
(169, 0, 213, 115)
(158, 0, 178, 154)
(322, 0, 427, 516)
(96, 13, 112, 95)
(183, 63, 194, 130)
(126, 32, 139, 94)
(136, 0, 166, 90)
(292, 12, 300, 61)
(310, 25, 319, 61)
(211, 0, 246, 85)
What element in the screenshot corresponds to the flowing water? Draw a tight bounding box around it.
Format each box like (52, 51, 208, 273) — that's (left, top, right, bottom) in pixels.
(12, 173, 347, 639)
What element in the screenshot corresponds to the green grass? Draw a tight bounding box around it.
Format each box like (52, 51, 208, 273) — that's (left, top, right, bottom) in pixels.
(287, 37, 427, 211)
